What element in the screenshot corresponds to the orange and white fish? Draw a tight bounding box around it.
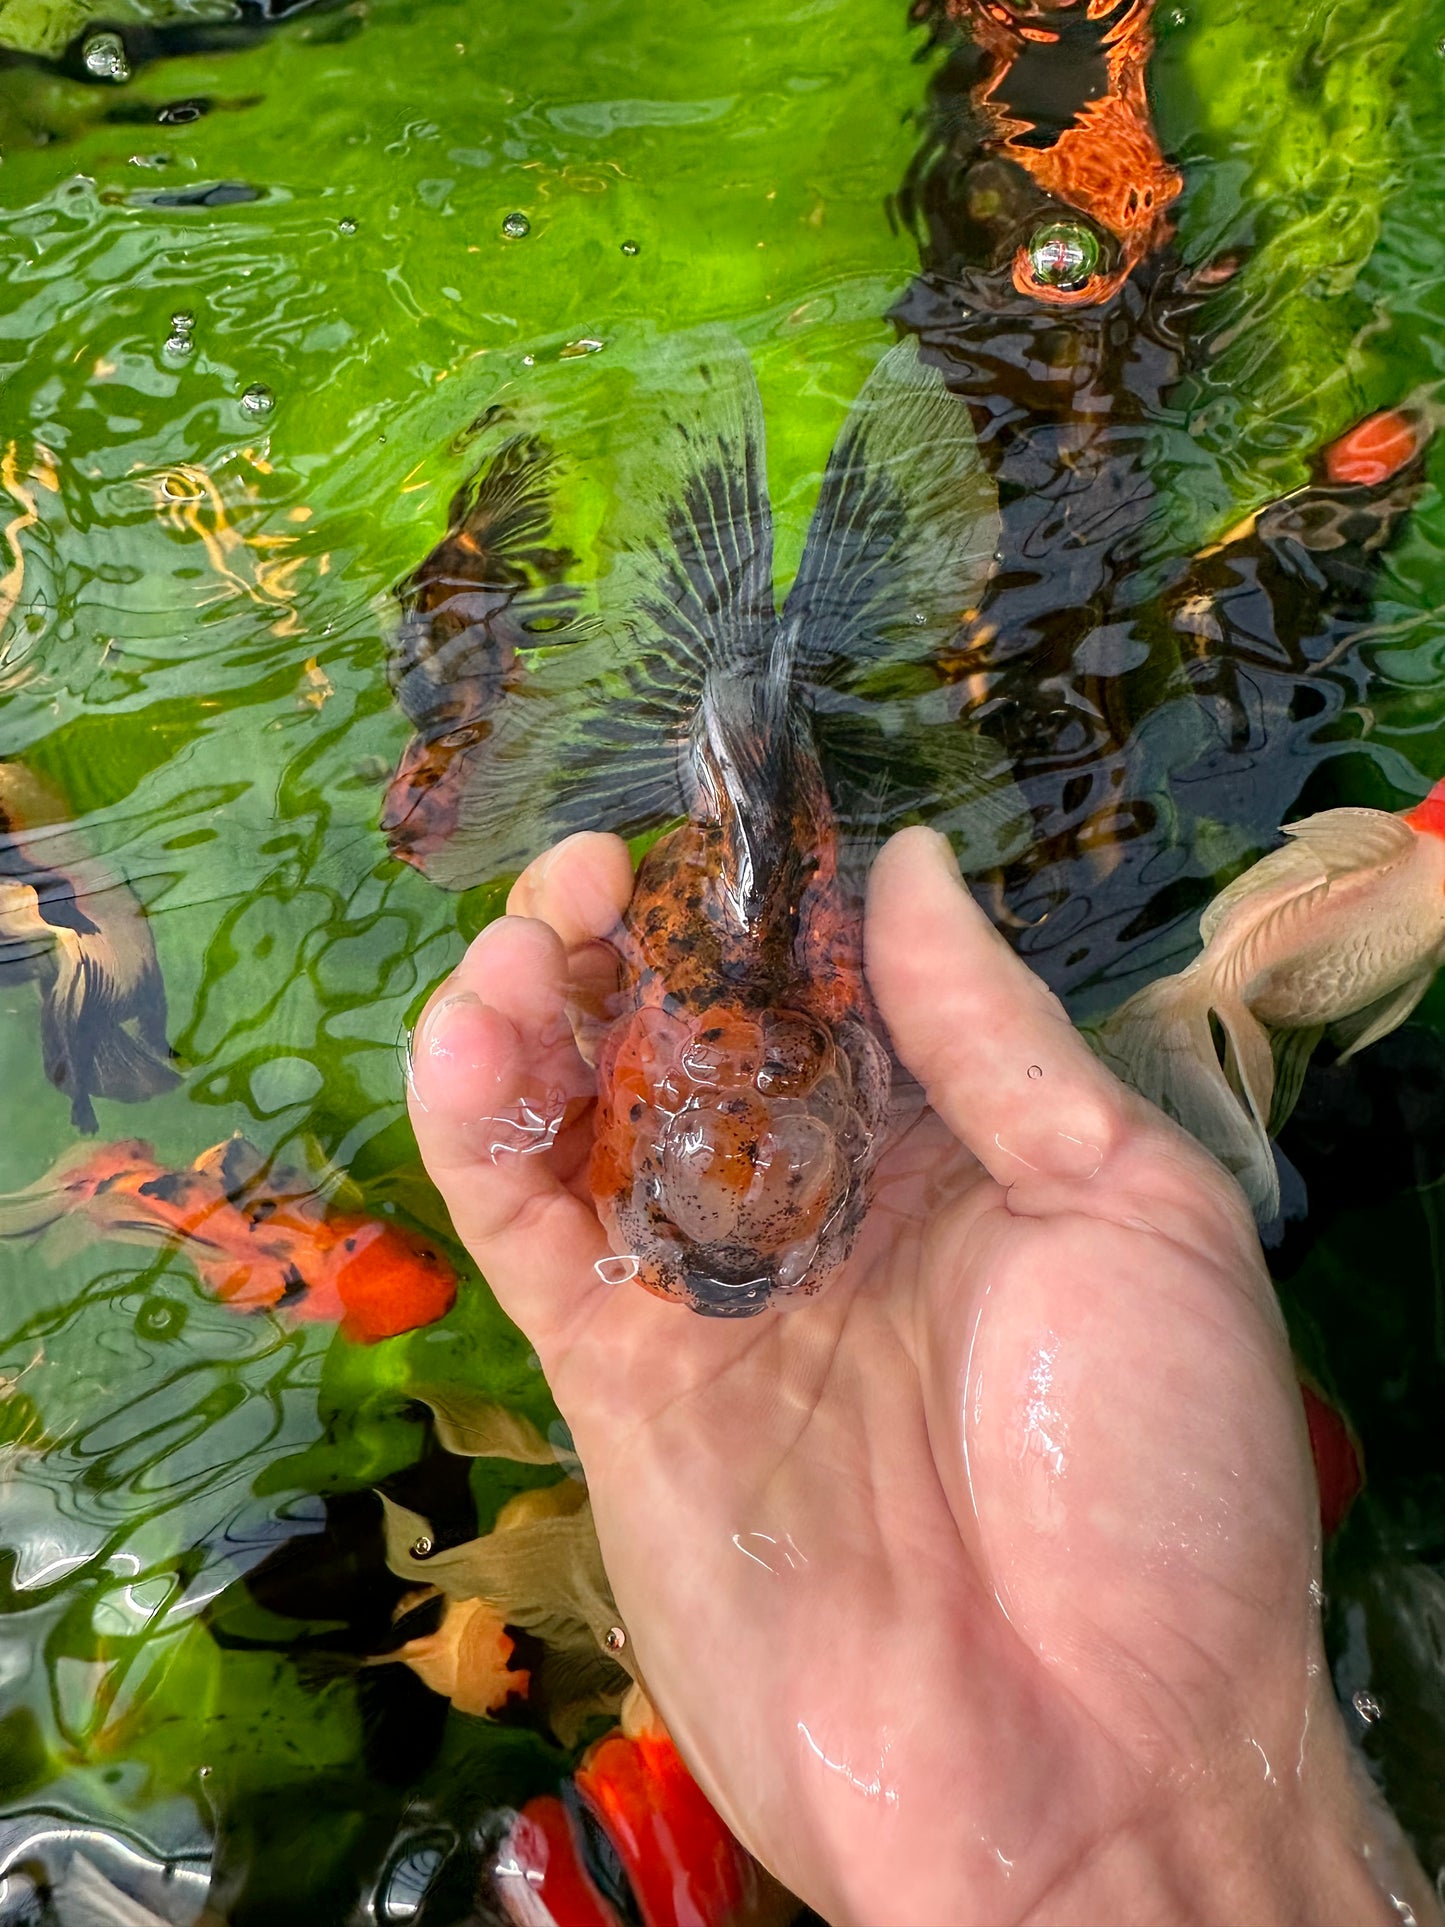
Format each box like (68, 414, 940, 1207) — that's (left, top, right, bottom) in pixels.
(0, 1135, 456, 1342)
(1094, 778, 1445, 1217)
(0, 760, 178, 1130)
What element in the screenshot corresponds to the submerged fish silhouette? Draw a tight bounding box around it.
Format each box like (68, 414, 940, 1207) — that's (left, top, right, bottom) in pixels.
(0, 1134, 457, 1342)
(0, 761, 178, 1131)
(1093, 778, 1445, 1218)
(382, 431, 582, 869)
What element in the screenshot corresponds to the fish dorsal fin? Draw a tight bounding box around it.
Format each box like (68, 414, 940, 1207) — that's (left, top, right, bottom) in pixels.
(1200, 807, 1417, 952)
(782, 337, 998, 688)
(1282, 806, 1417, 879)
(395, 333, 774, 889)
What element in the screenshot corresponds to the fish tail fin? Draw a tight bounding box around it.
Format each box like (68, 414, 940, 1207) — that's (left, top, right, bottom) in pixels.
(413, 332, 774, 887)
(0, 1136, 134, 1239)
(39, 932, 179, 1130)
(1094, 969, 1281, 1218)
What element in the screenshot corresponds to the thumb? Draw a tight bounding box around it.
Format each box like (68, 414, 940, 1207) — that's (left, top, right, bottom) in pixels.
(865, 828, 1128, 1192)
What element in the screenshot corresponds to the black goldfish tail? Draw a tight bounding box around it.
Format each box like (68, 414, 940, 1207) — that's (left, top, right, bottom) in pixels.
(398, 331, 776, 888)
(782, 338, 1024, 867)
(40, 929, 179, 1132)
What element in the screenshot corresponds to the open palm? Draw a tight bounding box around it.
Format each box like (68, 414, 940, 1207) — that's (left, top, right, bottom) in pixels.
(409, 827, 1383, 1927)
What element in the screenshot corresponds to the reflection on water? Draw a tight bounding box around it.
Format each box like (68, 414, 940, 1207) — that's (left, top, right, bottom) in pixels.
(0, 0, 1443, 1915)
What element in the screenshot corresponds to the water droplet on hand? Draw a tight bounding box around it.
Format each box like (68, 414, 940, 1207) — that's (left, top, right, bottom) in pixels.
(595, 1253, 640, 1286)
(501, 211, 531, 239)
(338, 216, 357, 235)
(1353, 1689, 1382, 1724)
(1027, 220, 1102, 293)
(1027, 1064, 1043, 1080)
(620, 238, 639, 256)
(82, 30, 131, 82)
(240, 382, 275, 418)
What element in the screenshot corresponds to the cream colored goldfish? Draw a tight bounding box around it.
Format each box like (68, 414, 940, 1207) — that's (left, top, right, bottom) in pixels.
(1094, 779, 1445, 1218)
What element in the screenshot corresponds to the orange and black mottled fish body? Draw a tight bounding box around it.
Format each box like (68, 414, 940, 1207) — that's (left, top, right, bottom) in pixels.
(0, 1136, 457, 1342)
(0, 761, 178, 1130)
(382, 434, 582, 872)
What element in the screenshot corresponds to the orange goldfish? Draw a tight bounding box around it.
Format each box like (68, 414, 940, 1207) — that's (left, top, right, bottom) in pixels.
(0, 761, 178, 1130)
(1094, 778, 1445, 1217)
(0, 1135, 456, 1342)
(492, 1721, 798, 1927)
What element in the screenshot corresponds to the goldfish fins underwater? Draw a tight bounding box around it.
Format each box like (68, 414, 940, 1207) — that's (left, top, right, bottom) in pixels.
(0, 761, 178, 1131)
(0, 1134, 457, 1342)
(1092, 778, 1445, 1219)
(489, 1717, 799, 1927)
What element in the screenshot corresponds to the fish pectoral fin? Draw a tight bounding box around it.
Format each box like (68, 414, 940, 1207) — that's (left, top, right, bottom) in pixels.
(1330, 972, 1434, 1061)
(1267, 1024, 1325, 1137)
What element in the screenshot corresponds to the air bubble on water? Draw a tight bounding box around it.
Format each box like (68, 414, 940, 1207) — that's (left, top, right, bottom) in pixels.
(240, 383, 275, 418)
(501, 211, 531, 239)
(1352, 1689, 1382, 1724)
(594, 1254, 640, 1286)
(621, 239, 639, 256)
(521, 353, 536, 366)
(339, 216, 357, 235)
(1027, 219, 1101, 293)
(163, 311, 195, 359)
(1027, 1064, 1043, 1080)
(83, 30, 131, 82)
(560, 337, 604, 358)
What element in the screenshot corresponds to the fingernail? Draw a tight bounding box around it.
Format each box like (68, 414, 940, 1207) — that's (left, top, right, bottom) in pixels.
(417, 989, 483, 1061)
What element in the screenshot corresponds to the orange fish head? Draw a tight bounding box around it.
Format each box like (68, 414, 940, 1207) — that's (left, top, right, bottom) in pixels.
(323, 1218, 458, 1342)
(589, 1000, 890, 1317)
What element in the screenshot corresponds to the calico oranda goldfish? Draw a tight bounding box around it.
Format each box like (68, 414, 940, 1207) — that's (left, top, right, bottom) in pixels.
(0, 1135, 455, 1342)
(585, 344, 1005, 1314)
(400, 335, 1005, 1313)
(1094, 778, 1445, 1218)
(0, 760, 178, 1130)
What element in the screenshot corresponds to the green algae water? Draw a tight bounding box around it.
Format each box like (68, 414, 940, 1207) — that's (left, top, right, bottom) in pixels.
(1, 0, 1445, 1917)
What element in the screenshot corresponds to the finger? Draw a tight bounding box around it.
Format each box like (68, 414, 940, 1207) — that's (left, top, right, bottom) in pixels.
(506, 831, 634, 946)
(866, 827, 1128, 1192)
(409, 915, 611, 1356)
(507, 832, 635, 1060)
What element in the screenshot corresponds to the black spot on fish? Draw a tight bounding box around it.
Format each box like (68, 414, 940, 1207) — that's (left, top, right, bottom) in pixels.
(137, 1170, 193, 1204)
(276, 1267, 309, 1308)
(343, 1236, 358, 1253)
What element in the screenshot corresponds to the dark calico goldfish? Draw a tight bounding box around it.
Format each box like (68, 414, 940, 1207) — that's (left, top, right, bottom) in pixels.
(382, 432, 582, 871)
(491, 1719, 799, 1927)
(0, 1135, 456, 1341)
(0, 761, 178, 1130)
(1093, 780, 1445, 1218)
(401, 336, 1009, 1313)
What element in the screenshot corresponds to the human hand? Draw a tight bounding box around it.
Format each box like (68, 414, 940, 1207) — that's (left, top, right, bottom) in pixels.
(409, 826, 1433, 1927)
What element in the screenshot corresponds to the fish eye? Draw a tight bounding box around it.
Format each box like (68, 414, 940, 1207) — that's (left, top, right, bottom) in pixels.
(1025, 219, 1102, 293)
